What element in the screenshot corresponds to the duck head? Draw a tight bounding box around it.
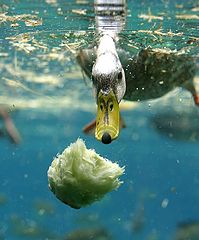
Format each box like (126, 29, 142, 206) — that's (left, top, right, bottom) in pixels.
(92, 35, 126, 144)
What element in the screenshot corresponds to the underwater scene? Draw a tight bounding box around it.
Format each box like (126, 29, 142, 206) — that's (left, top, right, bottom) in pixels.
(0, 0, 199, 239)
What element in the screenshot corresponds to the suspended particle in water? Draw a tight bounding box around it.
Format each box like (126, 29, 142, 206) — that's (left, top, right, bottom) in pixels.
(161, 198, 169, 208)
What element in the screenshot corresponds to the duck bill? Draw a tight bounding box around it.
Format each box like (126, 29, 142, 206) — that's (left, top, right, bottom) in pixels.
(95, 90, 120, 144)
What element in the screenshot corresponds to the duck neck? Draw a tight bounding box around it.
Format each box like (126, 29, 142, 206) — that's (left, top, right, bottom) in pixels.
(97, 34, 118, 58)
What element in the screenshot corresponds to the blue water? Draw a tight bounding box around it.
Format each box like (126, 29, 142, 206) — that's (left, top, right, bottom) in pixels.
(0, 0, 199, 239)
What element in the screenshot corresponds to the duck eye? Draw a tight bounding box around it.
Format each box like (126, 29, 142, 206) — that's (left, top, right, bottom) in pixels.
(109, 103, 113, 111)
(100, 103, 103, 111)
(118, 71, 122, 80)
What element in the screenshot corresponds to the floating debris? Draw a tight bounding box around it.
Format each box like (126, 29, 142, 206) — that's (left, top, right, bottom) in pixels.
(48, 138, 124, 209)
(60, 41, 82, 54)
(24, 19, 42, 27)
(138, 9, 164, 23)
(6, 33, 36, 54)
(0, 52, 8, 57)
(72, 9, 87, 15)
(136, 29, 183, 37)
(186, 37, 199, 45)
(176, 14, 199, 20)
(10, 22, 19, 27)
(6, 33, 33, 43)
(175, 4, 184, 9)
(45, 48, 66, 61)
(138, 13, 163, 22)
(76, 0, 89, 4)
(191, 7, 199, 12)
(45, 0, 57, 4)
(0, 12, 42, 25)
(11, 42, 36, 54)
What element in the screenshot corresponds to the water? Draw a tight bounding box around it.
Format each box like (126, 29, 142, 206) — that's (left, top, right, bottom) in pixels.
(0, 0, 199, 239)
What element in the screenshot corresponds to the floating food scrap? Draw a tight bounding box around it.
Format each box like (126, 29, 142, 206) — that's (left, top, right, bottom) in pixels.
(47, 138, 124, 209)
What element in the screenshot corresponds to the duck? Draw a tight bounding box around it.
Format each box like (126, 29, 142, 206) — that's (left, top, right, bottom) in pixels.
(91, 34, 126, 144)
(76, 0, 127, 144)
(77, 45, 198, 144)
(77, 0, 198, 144)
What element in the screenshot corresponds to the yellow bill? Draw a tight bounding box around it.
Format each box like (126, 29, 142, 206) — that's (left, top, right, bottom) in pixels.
(95, 90, 120, 144)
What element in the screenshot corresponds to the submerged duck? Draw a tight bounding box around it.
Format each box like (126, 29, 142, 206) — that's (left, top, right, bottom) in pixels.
(78, 45, 198, 144)
(77, 0, 198, 144)
(78, 0, 127, 144)
(91, 34, 126, 144)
